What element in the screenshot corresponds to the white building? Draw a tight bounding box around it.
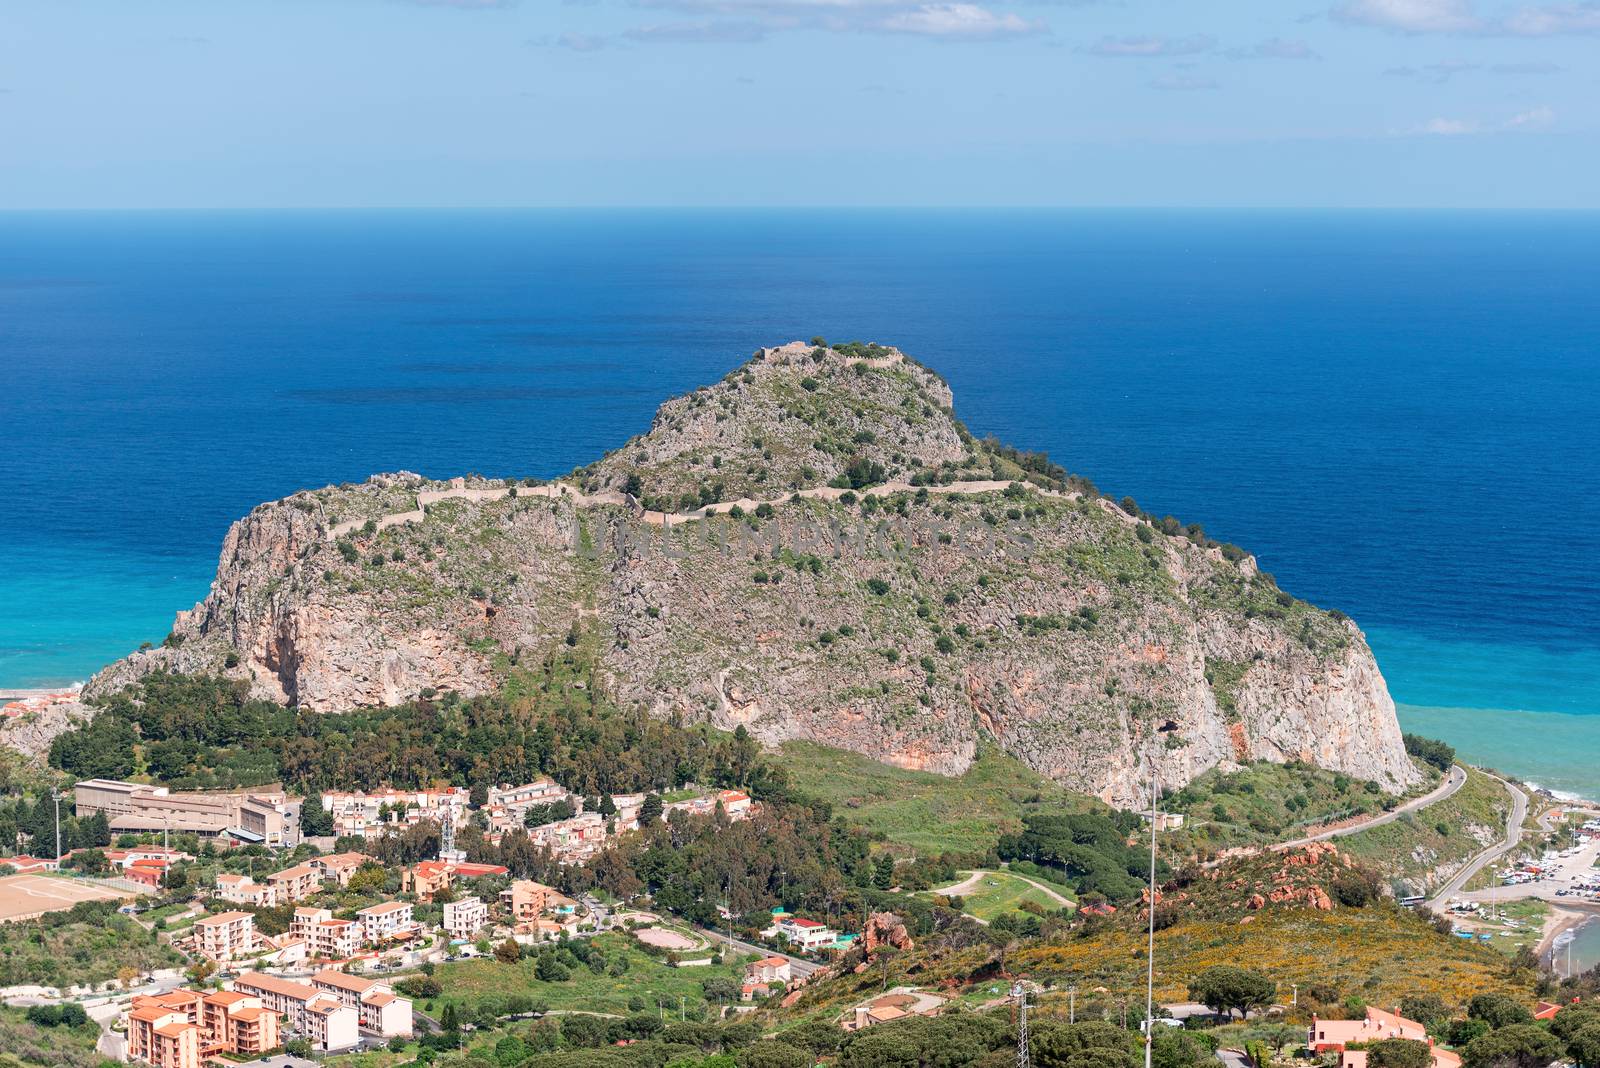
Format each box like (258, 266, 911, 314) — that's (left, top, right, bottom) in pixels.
(311, 969, 414, 1038)
(356, 900, 416, 945)
(443, 896, 488, 941)
(320, 787, 469, 840)
(760, 916, 837, 951)
(231, 972, 360, 1051)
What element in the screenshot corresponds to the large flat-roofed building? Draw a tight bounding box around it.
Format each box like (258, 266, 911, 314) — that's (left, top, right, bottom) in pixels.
(73, 779, 302, 847)
(230, 972, 360, 1051)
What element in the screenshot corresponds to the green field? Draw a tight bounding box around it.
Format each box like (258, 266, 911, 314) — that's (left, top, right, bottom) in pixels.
(781, 738, 1099, 855)
(430, 932, 749, 1018)
(927, 870, 1073, 923)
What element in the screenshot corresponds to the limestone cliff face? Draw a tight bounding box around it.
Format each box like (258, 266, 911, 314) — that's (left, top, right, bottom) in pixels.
(86, 342, 1419, 802)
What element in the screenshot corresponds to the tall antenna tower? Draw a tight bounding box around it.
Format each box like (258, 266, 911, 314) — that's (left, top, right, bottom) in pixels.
(1011, 981, 1030, 1068)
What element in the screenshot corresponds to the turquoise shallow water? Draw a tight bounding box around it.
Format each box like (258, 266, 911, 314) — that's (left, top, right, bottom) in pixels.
(1, 209, 1596, 794)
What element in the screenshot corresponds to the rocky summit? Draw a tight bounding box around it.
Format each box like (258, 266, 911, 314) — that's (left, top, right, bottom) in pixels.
(88, 341, 1418, 804)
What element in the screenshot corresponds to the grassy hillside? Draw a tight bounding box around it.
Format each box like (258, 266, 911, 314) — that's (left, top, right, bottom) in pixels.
(925, 870, 1073, 923)
(781, 738, 1102, 855)
(429, 932, 749, 1019)
(1165, 758, 1439, 850)
(0, 1008, 112, 1068)
(1340, 766, 1510, 894)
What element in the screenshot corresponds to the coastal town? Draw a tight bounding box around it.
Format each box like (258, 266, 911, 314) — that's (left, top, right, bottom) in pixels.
(5, 729, 1600, 1068)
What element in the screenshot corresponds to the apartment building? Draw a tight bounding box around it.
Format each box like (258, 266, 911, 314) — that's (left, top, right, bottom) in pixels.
(73, 778, 302, 846)
(264, 861, 321, 904)
(402, 857, 509, 901)
(311, 968, 415, 1037)
(126, 987, 280, 1068)
(527, 811, 607, 864)
(214, 873, 274, 907)
(443, 895, 488, 940)
(760, 915, 838, 952)
(310, 851, 372, 887)
(230, 972, 359, 1052)
(193, 911, 259, 962)
(484, 778, 571, 835)
(290, 907, 361, 960)
(320, 787, 469, 839)
(356, 900, 416, 944)
(126, 995, 202, 1068)
(499, 880, 576, 923)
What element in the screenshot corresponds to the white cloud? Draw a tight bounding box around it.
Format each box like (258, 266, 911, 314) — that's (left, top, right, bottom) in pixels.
(1226, 37, 1321, 59)
(1332, 0, 1483, 31)
(1335, 0, 1600, 33)
(1501, 2, 1600, 33)
(1505, 104, 1556, 126)
(1150, 73, 1220, 90)
(1085, 33, 1215, 57)
(1411, 105, 1555, 134)
(876, 3, 1045, 36)
(622, 19, 771, 41)
(557, 32, 609, 50)
(1419, 116, 1480, 134)
(622, 0, 1047, 39)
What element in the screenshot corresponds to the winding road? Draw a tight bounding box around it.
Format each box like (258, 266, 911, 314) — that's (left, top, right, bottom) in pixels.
(1427, 771, 1527, 910)
(1278, 764, 1468, 849)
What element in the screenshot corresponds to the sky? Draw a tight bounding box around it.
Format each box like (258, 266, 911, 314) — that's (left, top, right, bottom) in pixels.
(1, 0, 1596, 209)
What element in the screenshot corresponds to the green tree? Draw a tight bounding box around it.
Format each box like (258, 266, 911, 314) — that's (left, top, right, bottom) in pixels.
(1462, 1024, 1561, 1068)
(1032, 1022, 1138, 1068)
(1399, 994, 1450, 1034)
(873, 854, 896, 890)
(1571, 1025, 1600, 1068)
(736, 1042, 814, 1068)
(1186, 965, 1276, 1021)
(1468, 992, 1534, 1030)
(300, 793, 334, 837)
(1361, 1037, 1433, 1068)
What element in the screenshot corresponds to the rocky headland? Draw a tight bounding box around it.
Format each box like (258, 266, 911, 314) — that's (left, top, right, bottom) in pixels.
(84, 341, 1419, 804)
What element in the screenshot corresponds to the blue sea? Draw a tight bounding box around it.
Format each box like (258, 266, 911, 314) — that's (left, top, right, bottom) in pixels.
(2, 210, 1596, 791)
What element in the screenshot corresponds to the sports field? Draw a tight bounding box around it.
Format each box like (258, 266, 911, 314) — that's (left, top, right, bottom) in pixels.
(0, 873, 133, 923)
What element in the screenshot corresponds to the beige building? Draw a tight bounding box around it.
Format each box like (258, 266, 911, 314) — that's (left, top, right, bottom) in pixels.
(264, 861, 321, 904)
(291, 907, 361, 960)
(193, 911, 259, 962)
(231, 972, 360, 1051)
(214, 873, 274, 907)
(74, 778, 302, 846)
(310, 851, 372, 887)
(500, 880, 576, 923)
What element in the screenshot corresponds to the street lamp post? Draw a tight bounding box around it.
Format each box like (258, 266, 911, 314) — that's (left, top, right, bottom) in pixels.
(1145, 721, 1178, 1068)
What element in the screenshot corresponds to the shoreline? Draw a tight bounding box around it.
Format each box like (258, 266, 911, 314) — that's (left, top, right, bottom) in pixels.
(1539, 906, 1600, 972)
